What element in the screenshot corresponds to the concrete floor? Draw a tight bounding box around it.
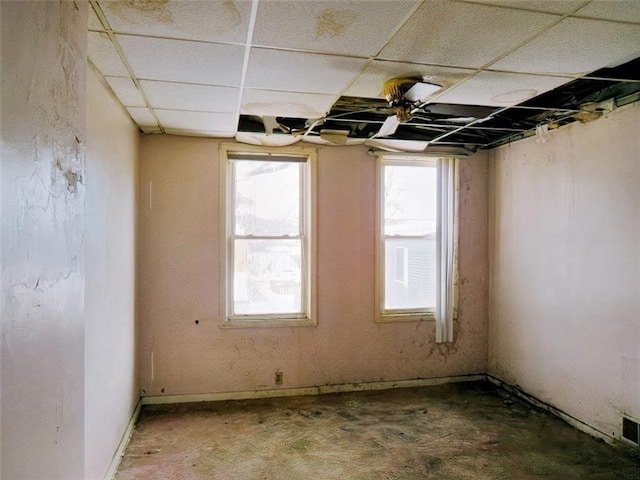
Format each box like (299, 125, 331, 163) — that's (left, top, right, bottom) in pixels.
(116, 382, 639, 479)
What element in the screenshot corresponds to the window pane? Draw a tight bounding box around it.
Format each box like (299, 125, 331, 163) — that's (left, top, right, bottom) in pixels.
(384, 235, 436, 310)
(234, 160, 300, 236)
(384, 165, 436, 236)
(233, 239, 302, 315)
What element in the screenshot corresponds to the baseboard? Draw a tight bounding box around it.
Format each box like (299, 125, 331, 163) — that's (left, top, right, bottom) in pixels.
(141, 374, 487, 406)
(103, 398, 142, 480)
(487, 375, 615, 445)
(316, 374, 486, 394)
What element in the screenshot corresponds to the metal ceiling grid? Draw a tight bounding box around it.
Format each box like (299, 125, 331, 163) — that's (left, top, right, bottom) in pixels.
(87, 0, 640, 152)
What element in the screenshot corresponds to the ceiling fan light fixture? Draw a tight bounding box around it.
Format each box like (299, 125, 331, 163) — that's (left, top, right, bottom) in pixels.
(382, 77, 421, 103)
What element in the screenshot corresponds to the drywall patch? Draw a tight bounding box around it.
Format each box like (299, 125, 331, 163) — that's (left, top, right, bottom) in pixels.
(315, 8, 356, 38)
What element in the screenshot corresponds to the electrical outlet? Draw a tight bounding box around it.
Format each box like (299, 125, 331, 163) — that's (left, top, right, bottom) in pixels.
(275, 371, 284, 385)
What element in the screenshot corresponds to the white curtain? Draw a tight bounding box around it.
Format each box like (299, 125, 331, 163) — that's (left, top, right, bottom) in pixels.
(436, 158, 458, 343)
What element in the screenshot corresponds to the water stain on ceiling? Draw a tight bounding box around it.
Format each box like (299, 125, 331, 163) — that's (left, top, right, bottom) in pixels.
(87, 0, 640, 152)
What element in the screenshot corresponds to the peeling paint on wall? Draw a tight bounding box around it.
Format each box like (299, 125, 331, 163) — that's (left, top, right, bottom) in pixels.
(1, 1, 88, 478)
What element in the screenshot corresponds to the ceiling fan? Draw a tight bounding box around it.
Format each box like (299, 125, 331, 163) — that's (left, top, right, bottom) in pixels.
(323, 77, 481, 139)
(239, 77, 484, 148)
(375, 76, 444, 136)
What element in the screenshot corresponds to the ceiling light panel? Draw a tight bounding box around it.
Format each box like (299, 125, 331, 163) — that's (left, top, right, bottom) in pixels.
(252, 0, 420, 56)
(140, 81, 239, 113)
(88, 32, 129, 76)
(117, 35, 245, 86)
(98, 0, 253, 44)
(155, 110, 237, 133)
(105, 77, 146, 107)
(435, 71, 572, 106)
(345, 60, 475, 99)
(245, 48, 368, 94)
(241, 89, 337, 118)
(379, 1, 559, 68)
(573, 0, 640, 23)
(492, 18, 640, 76)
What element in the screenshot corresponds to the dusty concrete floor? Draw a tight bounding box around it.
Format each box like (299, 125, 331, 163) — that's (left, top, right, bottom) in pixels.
(117, 382, 639, 479)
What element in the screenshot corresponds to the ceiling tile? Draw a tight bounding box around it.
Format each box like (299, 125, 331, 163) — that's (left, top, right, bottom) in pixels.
(140, 81, 239, 113)
(88, 32, 129, 76)
(154, 110, 237, 133)
(245, 48, 367, 94)
(105, 77, 146, 107)
(345, 60, 476, 99)
(241, 89, 336, 118)
(379, 1, 559, 68)
(574, 0, 640, 23)
(492, 18, 640, 75)
(434, 71, 572, 106)
(117, 35, 245, 86)
(252, 0, 420, 56)
(235, 132, 302, 147)
(88, 5, 104, 30)
(98, 0, 253, 43)
(364, 138, 429, 152)
(460, 0, 586, 14)
(127, 107, 158, 127)
(164, 128, 235, 138)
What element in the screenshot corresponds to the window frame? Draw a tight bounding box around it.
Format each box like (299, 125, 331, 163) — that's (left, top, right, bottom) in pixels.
(375, 155, 459, 326)
(219, 143, 317, 328)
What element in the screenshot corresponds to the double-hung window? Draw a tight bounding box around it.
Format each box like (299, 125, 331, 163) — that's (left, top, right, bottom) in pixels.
(376, 155, 458, 342)
(220, 144, 316, 328)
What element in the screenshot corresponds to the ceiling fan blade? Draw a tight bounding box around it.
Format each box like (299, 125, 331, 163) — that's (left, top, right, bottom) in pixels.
(375, 115, 400, 137)
(403, 82, 442, 103)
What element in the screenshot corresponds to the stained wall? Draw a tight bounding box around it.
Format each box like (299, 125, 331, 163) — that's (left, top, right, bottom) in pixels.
(488, 101, 640, 441)
(1, 3, 141, 478)
(1, 2, 87, 477)
(137, 136, 489, 396)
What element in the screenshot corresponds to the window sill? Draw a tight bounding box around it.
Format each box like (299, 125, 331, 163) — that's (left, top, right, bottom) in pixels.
(375, 312, 436, 324)
(220, 317, 317, 329)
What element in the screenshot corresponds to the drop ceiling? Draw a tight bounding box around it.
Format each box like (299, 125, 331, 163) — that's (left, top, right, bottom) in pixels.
(88, 0, 640, 152)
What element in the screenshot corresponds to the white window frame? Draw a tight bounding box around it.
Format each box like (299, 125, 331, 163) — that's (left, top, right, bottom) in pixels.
(219, 143, 317, 328)
(375, 154, 459, 343)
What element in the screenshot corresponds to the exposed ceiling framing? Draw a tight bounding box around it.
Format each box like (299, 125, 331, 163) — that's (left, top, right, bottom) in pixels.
(88, 0, 640, 152)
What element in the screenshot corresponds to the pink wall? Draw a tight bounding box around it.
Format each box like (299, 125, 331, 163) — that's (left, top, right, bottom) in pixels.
(489, 102, 640, 441)
(85, 66, 140, 478)
(138, 136, 488, 396)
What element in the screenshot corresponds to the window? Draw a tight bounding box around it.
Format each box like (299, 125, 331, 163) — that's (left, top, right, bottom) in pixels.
(220, 144, 316, 328)
(375, 155, 458, 342)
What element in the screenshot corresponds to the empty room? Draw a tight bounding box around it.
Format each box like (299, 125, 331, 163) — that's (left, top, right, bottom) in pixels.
(1, 1, 639, 479)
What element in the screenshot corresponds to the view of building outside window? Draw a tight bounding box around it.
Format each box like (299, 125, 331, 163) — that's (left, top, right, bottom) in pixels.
(383, 163, 437, 310)
(232, 159, 303, 315)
